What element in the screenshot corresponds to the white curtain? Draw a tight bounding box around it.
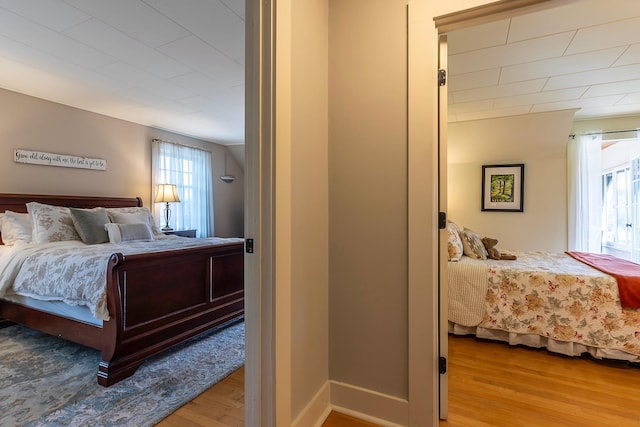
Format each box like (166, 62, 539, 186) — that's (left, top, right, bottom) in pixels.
(567, 133, 602, 252)
(152, 140, 214, 237)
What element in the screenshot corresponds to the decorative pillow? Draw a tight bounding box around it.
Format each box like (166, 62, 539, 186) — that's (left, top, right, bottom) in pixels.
(106, 207, 160, 235)
(1, 211, 33, 245)
(446, 222, 463, 262)
(69, 207, 110, 245)
(460, 228, 488, 260)
(105, 223, 155, 243)
(26, 202, 81, 244)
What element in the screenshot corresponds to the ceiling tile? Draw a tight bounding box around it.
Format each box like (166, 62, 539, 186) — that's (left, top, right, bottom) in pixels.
(530, 94, 625, 114)
(99, 61, 193, 100)
(219, 0, 245, 19)
(617, 92, 640, 105)
(445, 19, 509, 55)
(507, 0, 640, 43)
(158, 35, 244, 87)
(144, 0, 244, 60)
(545, 63, 640, 91)
(614, 43, 640, 66)
(63, 19, 191, 79)
(0, 0, 89, 31)
(452, 105, 532, 122)
(494, 87, 587, 109)
(566, 16, 640, 55)
(448, 99, 494, 115)
(499, 47, 625, 84)
(449, 32, 574, 75)
(63, 0, 189, 47)
(575, 103, 640, 119)
(453, 79, 546, 104)
(170, 72, 243, 104)
(583, 79, 640, 98)
(448, 68, 499, 92)
(0, 8, 114, 69)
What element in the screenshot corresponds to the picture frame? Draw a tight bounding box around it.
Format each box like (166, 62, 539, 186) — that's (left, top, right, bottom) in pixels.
(481, 163, 524, 212)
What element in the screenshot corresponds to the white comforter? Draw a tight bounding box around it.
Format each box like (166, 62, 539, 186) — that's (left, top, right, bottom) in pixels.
(0, 236, 243, 321)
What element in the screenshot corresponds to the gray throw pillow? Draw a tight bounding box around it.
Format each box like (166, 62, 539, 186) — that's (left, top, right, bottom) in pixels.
(69, 207, 110, 244)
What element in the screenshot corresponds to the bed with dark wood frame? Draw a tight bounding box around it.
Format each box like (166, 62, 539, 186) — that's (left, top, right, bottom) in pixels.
(0, 193, 244, 386)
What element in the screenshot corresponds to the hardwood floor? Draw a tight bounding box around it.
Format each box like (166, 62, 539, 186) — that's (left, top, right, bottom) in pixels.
(441, 335, 640, 427)
(158, 336, 640, 426)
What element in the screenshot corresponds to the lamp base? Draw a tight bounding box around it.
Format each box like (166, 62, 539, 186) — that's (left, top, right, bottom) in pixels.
(162, 202, 173, 232)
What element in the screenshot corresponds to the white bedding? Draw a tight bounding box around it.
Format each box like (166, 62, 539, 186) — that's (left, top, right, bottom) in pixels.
(447, 256, 489, 326)
(0, 236, 243, 321)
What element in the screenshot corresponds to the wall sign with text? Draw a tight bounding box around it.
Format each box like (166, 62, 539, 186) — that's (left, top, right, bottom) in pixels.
(14, 149, 107, 171)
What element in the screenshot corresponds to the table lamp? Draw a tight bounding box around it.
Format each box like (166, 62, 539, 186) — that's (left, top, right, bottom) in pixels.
(154, 184, 180, 231)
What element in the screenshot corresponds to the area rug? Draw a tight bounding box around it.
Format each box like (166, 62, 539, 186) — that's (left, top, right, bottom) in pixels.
(0, 319, 245, 427)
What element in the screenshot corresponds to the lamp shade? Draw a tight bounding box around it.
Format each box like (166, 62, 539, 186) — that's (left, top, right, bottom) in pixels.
(154, 184, 180, 203)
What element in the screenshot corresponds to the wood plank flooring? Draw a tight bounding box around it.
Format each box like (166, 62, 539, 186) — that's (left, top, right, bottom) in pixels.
(157, 335, 640, 426)
(441, 335, 640, 427)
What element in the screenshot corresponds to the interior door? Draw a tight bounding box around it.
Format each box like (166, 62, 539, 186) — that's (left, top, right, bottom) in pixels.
(438, 33, 449, 420)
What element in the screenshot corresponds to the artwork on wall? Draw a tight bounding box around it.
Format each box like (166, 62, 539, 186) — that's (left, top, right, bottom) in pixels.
(14, 149, 107, 171)
(481, 164, 524, 212)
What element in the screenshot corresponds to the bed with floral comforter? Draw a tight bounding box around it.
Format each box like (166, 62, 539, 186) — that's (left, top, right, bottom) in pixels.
(448, 251, 640, 361)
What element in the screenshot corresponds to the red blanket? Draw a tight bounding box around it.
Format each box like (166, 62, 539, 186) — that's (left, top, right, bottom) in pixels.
(566, 251, 640, 309)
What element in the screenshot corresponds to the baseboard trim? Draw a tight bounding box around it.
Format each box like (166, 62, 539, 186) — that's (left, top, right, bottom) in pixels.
(330, 380, 408, 426)
(292, 380, 331, 427)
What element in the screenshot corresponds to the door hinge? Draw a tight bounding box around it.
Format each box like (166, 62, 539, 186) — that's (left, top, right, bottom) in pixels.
(439, 356, 447, 374)
(438, 212, 447, 230)
(245, 238, 254, 254)
(438, 69, 446, 86)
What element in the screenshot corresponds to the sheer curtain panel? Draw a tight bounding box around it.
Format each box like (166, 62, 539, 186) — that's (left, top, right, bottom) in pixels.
(152, 140, 214, 237)
(568, 133, 602, 252)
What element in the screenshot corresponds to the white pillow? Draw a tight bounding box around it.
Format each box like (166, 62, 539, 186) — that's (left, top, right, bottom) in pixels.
(106, 207, 160, 235)
(105, 223, 155, 243)
(1, 211, 33, 245)
(26, 202, 81, 244)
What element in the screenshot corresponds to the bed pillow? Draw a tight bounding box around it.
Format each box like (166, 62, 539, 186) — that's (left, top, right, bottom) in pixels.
(106, 207, 160, 235)
(460, 227, 488, 260)
(26, 202, 81, 244)
(447, 222, 464, 262)
(105, 223, 155, 243)
(70, 207, 110, 245)
(1, 211, 33, 245)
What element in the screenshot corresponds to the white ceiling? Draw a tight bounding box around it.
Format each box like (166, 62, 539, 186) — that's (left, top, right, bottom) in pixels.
(0, 0, 245, 145)
(2, 0, 638, 143)
(447, 0, 640, 123)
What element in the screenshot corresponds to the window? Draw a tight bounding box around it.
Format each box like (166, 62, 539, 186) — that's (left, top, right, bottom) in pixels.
(152, 140, 213, 237)
(602, 166, 631, 251)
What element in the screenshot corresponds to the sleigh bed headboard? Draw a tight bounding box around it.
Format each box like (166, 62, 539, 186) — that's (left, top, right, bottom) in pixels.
(0, 193, 143, 245)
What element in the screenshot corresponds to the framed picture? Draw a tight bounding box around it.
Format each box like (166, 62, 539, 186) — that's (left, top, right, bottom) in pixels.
(481, 164, 524, 212)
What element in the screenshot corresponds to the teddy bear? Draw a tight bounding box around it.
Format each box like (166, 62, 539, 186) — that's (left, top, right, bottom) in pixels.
(481, 237, 516, 260)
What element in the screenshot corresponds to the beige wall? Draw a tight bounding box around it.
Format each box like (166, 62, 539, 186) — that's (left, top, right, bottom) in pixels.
(329, 0, 408, 398)
(448, 110, 576, 252)
(277, 0, 558, 424)
(0, 88, 243, 237)
(291, 0, 330, 420)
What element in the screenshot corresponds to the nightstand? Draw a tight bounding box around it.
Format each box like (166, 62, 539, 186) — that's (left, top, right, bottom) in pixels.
(162, 229, 197, 238)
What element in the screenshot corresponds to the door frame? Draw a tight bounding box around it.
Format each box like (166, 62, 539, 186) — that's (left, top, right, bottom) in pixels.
(245, 0, 275, 424)
(432, 0, 577, 421)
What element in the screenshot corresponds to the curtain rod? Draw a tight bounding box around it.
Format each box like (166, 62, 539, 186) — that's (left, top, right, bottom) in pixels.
(569, 128, 639, 139)
(152, 137, 213, 153)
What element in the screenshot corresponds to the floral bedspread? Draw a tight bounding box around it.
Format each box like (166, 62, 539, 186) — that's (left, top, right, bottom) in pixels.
(0, 236, 243, 321)
(476, 251, 640, 357)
